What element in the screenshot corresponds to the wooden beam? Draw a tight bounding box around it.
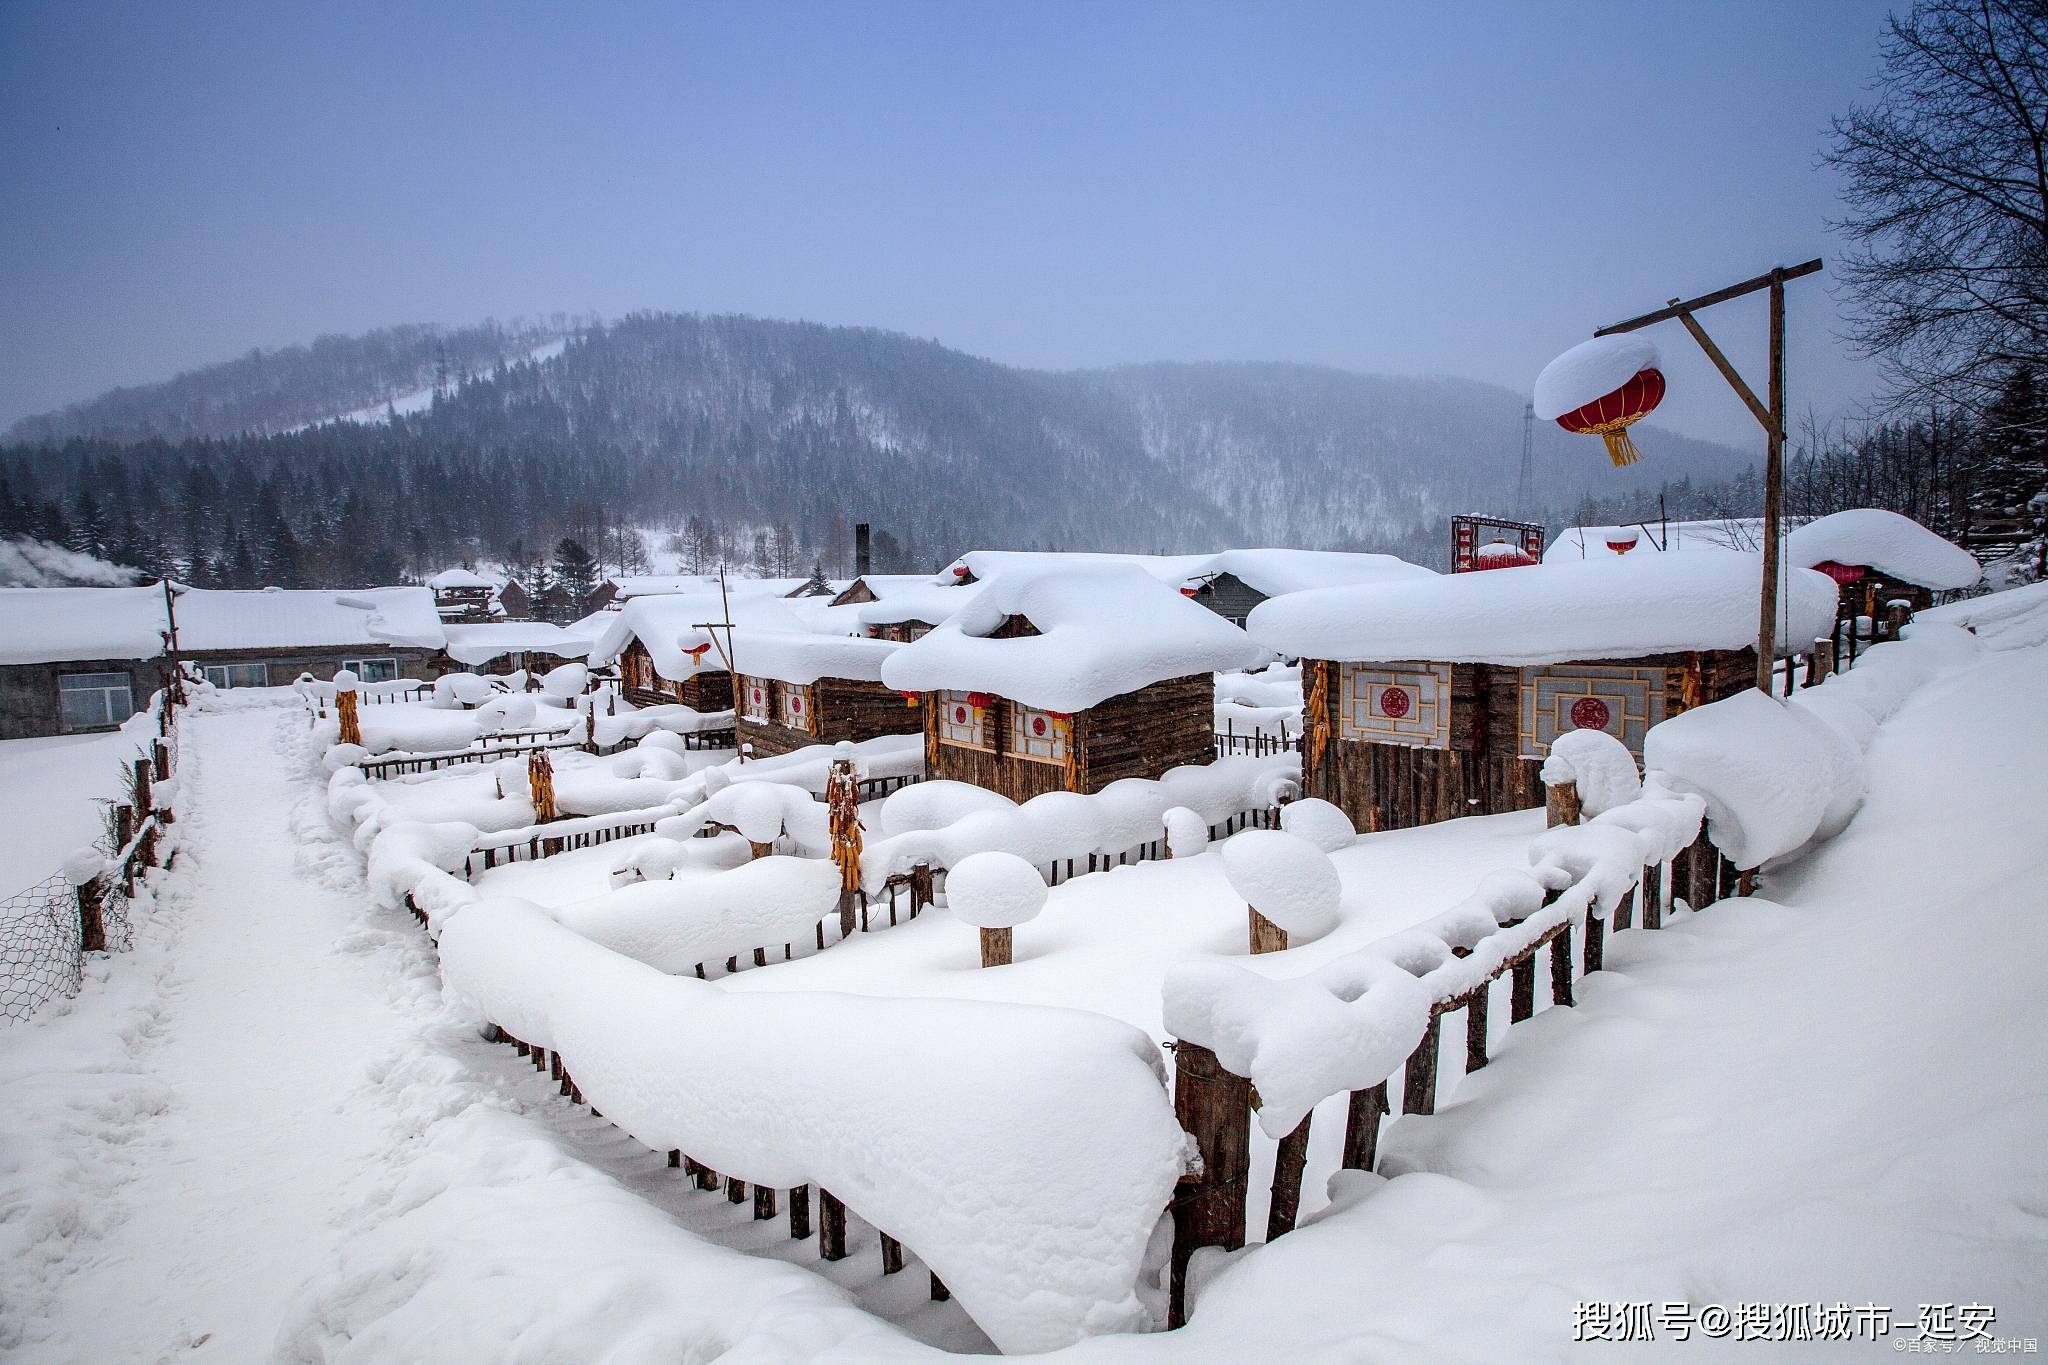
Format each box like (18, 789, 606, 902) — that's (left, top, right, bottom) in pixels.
(1593, 259, 1821, 336)
(1672, 309, 1774, 434)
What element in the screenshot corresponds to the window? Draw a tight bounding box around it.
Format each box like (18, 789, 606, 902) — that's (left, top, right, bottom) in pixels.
(777, 682, 814, 732)
(341, 657, 399, 683)
(738, 674, 772, 723)
(202, 662, 270, 690)
(1337, 662, 1452, 749)
(58, 672, 135, 731)
(936, 690, 988, 748)
(1008, 704, 1070, 764)
(1517, 665, 1665, 759)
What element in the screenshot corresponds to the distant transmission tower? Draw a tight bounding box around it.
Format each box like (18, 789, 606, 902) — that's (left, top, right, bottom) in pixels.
(1516, 399, 1535, 518)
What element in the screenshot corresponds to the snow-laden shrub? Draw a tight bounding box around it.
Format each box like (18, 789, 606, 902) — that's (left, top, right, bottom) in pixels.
(1278, 797, 1355, 852)
(1219, 829, 1340, 942)
(945, 851, 1048, 930)
(1537, 728, 1642, 817)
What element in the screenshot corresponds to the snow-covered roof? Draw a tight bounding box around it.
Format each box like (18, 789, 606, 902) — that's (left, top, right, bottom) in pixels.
(1543, 519, 1768, 563)
(734, 631, 902, 685)
(1786, 509, 1981, 590)
(858, 580, 984, 629)
(606, 574, 726, 600)
(0, 585, 170, 664)
(880, 564, 1265, 712)
(588, 593, 807, 680)
(939, 548, 1433, 599)
(1247, 553, 1840, 666)
(426, 568, 497, 591)
(442, 620, 600, 667)
(175, 586, 447, 653)
(830, 574, 932, 606)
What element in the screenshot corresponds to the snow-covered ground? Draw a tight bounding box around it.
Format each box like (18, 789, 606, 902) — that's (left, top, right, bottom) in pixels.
(0, 724, 152, 895)
(3, 587, 2044, 1360)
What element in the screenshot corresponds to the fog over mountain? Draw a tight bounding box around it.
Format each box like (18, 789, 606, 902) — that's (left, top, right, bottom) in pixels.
(1, 312, 1757, 580)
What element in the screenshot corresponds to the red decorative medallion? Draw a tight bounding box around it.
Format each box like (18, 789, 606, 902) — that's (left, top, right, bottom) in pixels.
(1569, 696, 1612, 731)
(790, 697, 802, 714)
(1379, 686, 1412, 720)
(1031, 715, 1047, 737)
(952, 705, 968, 724)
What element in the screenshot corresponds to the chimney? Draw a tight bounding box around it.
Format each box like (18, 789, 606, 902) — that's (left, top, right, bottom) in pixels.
(855, 522, 872, 578)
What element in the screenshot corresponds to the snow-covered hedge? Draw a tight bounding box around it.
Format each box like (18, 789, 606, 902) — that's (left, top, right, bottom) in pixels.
(435, 897, 1187, 1353)
(859, 752, 1299, 891)
(550, 856, 842, 973)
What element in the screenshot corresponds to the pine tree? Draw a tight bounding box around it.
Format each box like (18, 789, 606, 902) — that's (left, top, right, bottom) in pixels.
(553, 537, 599, 605)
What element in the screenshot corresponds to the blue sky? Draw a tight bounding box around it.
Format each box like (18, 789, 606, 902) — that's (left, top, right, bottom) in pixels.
(0, 0, 1899, 446)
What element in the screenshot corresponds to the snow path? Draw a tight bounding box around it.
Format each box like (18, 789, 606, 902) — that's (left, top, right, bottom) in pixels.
(11, 708, 433, 1362)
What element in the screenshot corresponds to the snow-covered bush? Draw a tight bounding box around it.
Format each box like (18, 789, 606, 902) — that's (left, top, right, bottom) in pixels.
(1537, 728, 1642, 817)
(551, 856, 841, 973)
(1219, 830, 1340, 944)
(1278, 797, 1355, 852)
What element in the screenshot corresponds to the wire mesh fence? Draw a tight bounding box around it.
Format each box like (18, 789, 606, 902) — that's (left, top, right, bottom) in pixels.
(0, 873, 85, 1025)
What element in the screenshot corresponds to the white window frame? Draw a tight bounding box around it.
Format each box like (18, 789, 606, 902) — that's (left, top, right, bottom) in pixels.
(777, 681, 815, 733)
(936, 690, 989, 749)
(57, 671, 135, 731)
(738, 674, 772, 724)
(342, 657, 400, 683)
(202, 661, 271, 690)
(1008, 703, 1070, 765)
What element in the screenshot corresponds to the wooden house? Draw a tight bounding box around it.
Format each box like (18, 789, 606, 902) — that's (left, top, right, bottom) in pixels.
(440, 619, 599, 680)
(495, 579, 533, 620)
(880, 564, 1264, 800)
(729, 632, 919, 758)
(1246, 554, 1842, 832)
(590, 592, 808, 714)
(1786, 508, 1982, 625)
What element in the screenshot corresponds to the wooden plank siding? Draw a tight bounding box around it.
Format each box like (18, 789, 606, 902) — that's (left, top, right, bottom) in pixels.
(924, 673, 1216, 799)
(617, 639, 732, 712)
(737, 675, 922, 758)
(1310, 648, 1756, 832)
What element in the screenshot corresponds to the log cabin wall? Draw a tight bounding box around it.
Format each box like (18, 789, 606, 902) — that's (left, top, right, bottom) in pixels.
(619, 639, 734, 711)
(925, 673, 1216, 799)
(1310, 648, 1757, 832)
(736, 675, 920, 758)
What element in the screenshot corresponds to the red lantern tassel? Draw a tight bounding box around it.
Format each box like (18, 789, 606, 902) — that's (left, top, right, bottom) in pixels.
(1601, 428, 1643, 467)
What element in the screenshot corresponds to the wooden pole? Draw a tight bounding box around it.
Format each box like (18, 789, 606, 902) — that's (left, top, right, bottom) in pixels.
(1264, 1113, 1313, 1240)
(978, 925, 1012, 968)
(76, 874, 107, 953)
(1168, 1042, 1251, 1329)
(1757, 269, 1787, 692)
(1402, 1011, 1441, 1116)
(1340, 1083, 1387, 1170)
(1808, 637, 1835, 686)
(1545, 779, 1581, 828)
(1465, 988, 1490, 1071)
(789, 1184, 812, 1240)
(754, 1183, 777, 1220)
(1248, 906, 1288, 955)
(1550, 927, 1576, 1006)
(818, 1190, 848, 1261)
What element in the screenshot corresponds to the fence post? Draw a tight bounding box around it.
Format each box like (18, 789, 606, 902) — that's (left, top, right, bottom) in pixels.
(1807, 636, 1834, 687)
(827, 757, 861, 939)
(1545, 778, 1581, 828)
(1248, 905, 1288, 955)
(979, 926, 1013, 968)
(1264, 1112, 1313, 1241)
(1402, 1010, 1442, 1116)
(819, 1190, 849, 1261)
(1341, 1082, 1387, 1171)
(74, 871, 108, 953)
(1168, 1041, 1251, 1330)
(1884, 599, 1910, 641)
(910, 861, 933, 917)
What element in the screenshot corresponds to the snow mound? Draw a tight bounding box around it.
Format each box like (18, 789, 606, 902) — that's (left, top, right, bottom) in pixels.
(551, 856, 841, 972)
(1537, 728, 1642, 816)
(1533, 333, 1660, 420)
(1278, 798, 1355, 852)
(879, 781, 1016, 838)
(434, 897, 1186, 1352)
(944, 852, 1048, 929)
(1219, 830, 1340, 941)
(1163, 806, 1209, 857)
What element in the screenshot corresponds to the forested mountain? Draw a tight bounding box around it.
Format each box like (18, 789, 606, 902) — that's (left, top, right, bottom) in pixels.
(0, 312, 1760, 586)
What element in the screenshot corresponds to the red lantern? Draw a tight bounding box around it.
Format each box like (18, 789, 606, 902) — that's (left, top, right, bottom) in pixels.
(1554, 368, 1666, 467)
(1471, 539, 1539, 571)
(966, 691, 994, 710)
(1811, 560, 1867, 585)
(684, 643, 712, 661)
(951, 564, 970, 578)
(898, 689, 921, 707)
(1179, 585, 1198, 597)
(1605, 527, 1641, 556)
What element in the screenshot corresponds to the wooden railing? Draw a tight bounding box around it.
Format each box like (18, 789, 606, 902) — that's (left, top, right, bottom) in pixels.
(1214, 718, 1299, 757)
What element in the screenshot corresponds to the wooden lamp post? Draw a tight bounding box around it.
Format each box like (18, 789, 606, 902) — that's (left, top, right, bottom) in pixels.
(1585, 259, 1823, 693)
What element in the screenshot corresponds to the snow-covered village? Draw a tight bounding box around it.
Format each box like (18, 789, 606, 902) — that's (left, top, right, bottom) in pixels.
(2, 3, 2045, 1362)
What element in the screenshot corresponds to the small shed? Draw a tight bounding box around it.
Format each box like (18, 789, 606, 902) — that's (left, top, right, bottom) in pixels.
(880, 565, 1264, 800)
(730, 631, 919, 758)
(495, 578, 533, 621)
(1246, 554, 1841, 832)
(1786, 508, 1982, 623)
(427, 568, 500, 623)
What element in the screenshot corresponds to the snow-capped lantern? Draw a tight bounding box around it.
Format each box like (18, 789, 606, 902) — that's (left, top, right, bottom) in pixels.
(1811, 559, 1866, 585)
(966, 691, 995, 711)
(1605, 526, 1641, 556)
(951, 564, 970, 579)
(898, 689, 921, 708)
(1535, 334, 1666, 467)
(1179, 585, 1199, 598)
(1472, 538, 1539, 571)
(683, 642, 712, 664)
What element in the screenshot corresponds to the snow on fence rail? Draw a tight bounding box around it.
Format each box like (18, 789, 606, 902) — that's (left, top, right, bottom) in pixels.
(434, 895, 1187, 1354)
(1157, 618, 1980, 1328)
(1, 685, 183, 1026)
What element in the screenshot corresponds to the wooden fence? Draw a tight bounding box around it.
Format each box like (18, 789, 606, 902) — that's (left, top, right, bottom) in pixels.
(1214, 718, 1299, 758)
(1163, 803, 1741, 1327)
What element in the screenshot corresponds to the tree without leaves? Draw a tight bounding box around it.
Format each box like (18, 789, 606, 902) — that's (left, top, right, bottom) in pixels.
(1825, 0, 2048, 413)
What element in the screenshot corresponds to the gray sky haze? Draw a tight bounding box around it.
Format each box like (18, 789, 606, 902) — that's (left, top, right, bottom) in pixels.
(0, 0, 1900, 448)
